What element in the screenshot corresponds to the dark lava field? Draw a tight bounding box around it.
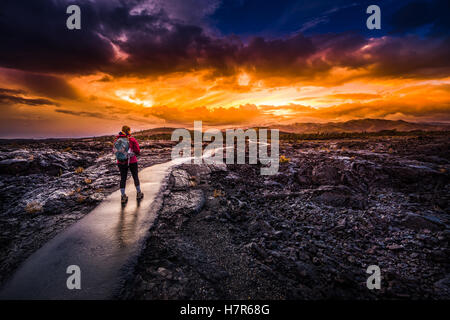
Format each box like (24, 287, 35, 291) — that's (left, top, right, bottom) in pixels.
(1, 133, 449, 299)
(124, 134, 450, 299)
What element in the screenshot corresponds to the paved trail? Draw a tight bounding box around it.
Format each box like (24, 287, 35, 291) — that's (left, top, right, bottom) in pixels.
(0, 156, 195, 300)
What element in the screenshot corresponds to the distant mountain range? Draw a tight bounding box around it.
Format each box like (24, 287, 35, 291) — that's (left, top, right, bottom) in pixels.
(132, 119, 450, 137)
(134, 127, 178, 136)
(270, 119, 450, 134)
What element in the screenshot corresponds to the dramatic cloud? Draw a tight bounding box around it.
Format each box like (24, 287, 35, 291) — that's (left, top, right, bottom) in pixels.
(0, 0, 115, 75)
(142, 104, 263, 125)
(0, 0, 449, 137)
(129, 0, 222, 26)
(0, 88, 25, 95)
(1, 0, 449, 81)
(19, 73, 80, 100)
(54, 108, 112, 119)
(0, 87, 59, 106)
(389, 0, 450, 36)
(0, 93, 59, 106)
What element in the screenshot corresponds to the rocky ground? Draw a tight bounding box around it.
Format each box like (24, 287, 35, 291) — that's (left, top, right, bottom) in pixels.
(123, 134, 450, 300)
(0, 137, 174, 287)
(1, 133, 449, 300)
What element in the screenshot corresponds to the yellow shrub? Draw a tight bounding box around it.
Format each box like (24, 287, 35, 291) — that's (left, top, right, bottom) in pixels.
(280, 155, 290, 163)
(75, 167, 84, 174)
(213, 189, 225, 198)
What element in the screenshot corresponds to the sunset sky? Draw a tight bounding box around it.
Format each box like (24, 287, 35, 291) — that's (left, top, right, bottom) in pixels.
(0, 0, 449, 138)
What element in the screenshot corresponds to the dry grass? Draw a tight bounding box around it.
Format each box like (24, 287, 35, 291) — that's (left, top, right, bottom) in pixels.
(75, 167, 84, 174)
(24, 201, 43, 214)
(213, 189, 226, 198)
(280, 155, 291, 163)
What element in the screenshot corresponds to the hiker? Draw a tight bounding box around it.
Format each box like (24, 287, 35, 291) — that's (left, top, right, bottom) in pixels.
(113, 125, 144, 203)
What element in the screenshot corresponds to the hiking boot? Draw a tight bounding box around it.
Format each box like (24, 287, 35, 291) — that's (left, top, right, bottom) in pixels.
(136, 192, 144, 200)
(121, 194, 128, 204)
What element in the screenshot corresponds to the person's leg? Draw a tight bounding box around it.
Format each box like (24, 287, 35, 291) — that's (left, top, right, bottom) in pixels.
(118, 164, 128, 195)
(129, 162, 140, 192)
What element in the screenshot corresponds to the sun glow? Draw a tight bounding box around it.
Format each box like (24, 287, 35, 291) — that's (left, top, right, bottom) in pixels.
(115, 88, 153, 107)
(238, 72, 250, 86)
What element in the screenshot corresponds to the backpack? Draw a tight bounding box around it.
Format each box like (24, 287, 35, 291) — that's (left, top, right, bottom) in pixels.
(114, 137, 130, 162)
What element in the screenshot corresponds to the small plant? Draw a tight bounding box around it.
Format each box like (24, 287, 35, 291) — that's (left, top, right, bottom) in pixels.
(188, 175, 197, 187)
(280, 155, 290, 163)
(75, 167, 84, 174)
(213, 189, 225, 198)
(76, 195, 86, 203)
(84, 178, 93, 184)
(25, 201, 43, 214)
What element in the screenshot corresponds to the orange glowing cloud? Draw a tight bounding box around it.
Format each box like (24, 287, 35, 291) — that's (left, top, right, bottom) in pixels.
(1, 14, 450, 138)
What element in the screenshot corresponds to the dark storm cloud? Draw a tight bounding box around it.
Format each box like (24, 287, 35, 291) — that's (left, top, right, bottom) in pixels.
(0, 0, 449, 81)
(0, 68, 81, 101)
(54, 108, 111, 119)
(236, 34, 315, 76)
(0, 88, 59, 106)
(389, 0, 450, 36)
(0, 0, 115, 74)
(18, 73, 80, 99)
(105, 11, 450, 81)
(102, 7, 243, 78)
(0, 88, 25, 95)
(362, 35, 450, 79)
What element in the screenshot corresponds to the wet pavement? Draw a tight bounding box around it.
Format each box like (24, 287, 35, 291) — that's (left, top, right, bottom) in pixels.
(0, 158, 185, 299)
